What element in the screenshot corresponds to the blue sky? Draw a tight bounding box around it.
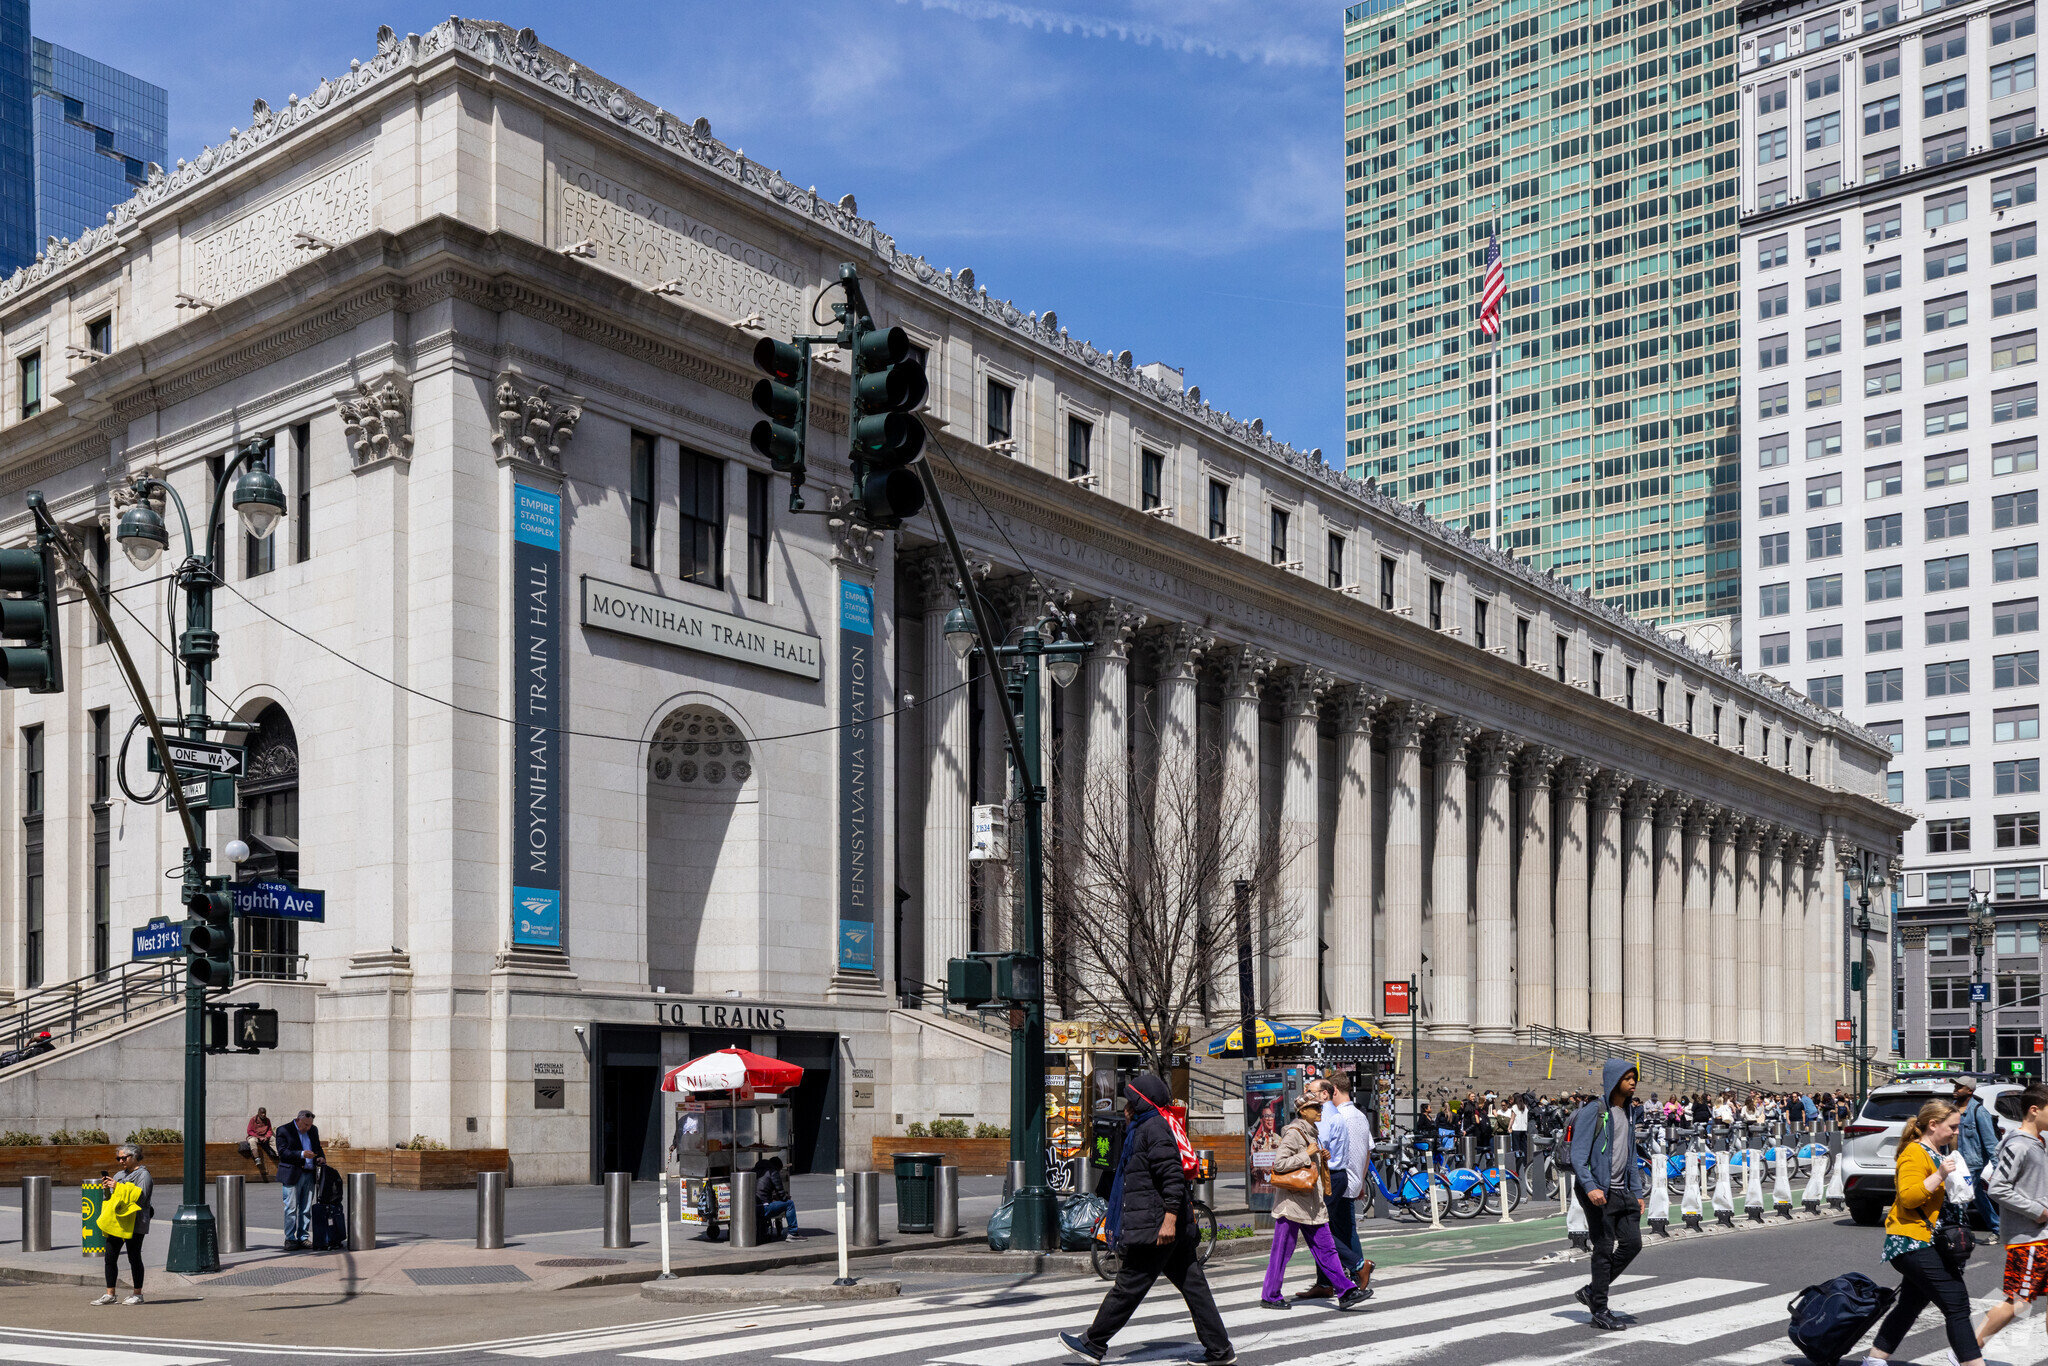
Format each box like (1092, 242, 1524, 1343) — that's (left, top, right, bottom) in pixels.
(35, 1, 1344, 458)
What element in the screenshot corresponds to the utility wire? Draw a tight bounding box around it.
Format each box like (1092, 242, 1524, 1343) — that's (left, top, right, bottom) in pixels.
(209, 576, 965, 750)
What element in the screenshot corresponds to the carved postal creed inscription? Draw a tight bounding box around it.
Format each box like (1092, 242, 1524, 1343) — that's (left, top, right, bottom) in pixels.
(189, 154, 373, 303)
(557, 160, 805, 335)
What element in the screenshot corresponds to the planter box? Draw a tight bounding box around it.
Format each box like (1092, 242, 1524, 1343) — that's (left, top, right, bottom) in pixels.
(869, 1137, 1013, 1175)
(0, 1143, 509, 1189)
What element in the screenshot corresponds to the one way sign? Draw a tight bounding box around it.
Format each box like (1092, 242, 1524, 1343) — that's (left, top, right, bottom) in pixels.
(145, 736, 246, 777)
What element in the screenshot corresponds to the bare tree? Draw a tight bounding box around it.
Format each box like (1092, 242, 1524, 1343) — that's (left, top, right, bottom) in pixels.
(1046, 738, 1310, 1079)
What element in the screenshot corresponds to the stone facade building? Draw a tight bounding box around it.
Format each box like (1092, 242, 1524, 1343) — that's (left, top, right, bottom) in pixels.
(0, 20, 1907, 1183)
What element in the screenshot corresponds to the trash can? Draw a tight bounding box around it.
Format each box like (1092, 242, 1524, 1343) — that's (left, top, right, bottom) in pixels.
(81, 1179, 108, 1259)
(892, 1152, 943, 1234)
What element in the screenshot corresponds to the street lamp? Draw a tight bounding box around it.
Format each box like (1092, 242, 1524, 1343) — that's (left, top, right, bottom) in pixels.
(116, 439, 286, 1275)
(944, 592, 1090, 1251)
(1843, 851, 1892, 1111)
(1969, 880, 1998, 1073)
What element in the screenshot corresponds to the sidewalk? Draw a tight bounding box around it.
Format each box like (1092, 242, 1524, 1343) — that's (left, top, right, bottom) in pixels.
(0, 1177, 991, 1297)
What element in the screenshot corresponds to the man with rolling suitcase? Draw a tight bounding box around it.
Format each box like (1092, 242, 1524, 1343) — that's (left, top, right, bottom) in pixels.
(274, 1109, 326, 1250)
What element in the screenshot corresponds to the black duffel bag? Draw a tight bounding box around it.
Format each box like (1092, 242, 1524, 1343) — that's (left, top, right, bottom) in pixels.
(1788, 1271, 1898, 1366)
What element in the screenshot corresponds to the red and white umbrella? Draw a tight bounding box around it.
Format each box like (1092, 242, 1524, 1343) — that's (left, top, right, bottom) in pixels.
(660, 1046, 804, 1096)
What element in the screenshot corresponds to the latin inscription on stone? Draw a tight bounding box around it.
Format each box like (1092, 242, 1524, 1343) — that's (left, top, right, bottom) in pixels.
(189, 154, 373, 302)
(557, 159, 805, 334)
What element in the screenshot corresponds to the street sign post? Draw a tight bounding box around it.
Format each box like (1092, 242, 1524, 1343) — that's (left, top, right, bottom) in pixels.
(178, 775, 237, 810)
(132, 919, 183, 959)
(144, 736, 245, 777)
(229, 881, 325, 923)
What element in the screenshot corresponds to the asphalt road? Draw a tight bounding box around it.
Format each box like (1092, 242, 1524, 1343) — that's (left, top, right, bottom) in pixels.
(0, 1214, 2031, 1366)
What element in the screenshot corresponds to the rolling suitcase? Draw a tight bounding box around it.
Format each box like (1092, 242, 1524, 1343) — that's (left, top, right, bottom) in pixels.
(309, 1161, 346, 1250)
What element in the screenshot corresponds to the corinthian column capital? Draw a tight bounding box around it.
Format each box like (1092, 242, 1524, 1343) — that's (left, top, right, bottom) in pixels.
(1147, 624, 1215, 682)
(1475, 732, 1525, 777)
(1517, 744, 1564, 790)
(1589, 769, 1626, 810)
(1555, 757, 1595, 800)
(1217, 644, 1277, 701)
(1078, 597, 1148, 661)
(1623, 781, 1664, 818)
(1334, 685, 1387, 735)
(1657, 792, 1693, 828)
(1385, 700, 1437, 750)
(1278, 663, 1336, 719)
(1432, 717, 1482, 766)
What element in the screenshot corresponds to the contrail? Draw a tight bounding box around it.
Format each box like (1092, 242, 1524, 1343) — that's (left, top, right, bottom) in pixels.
(897, 0, 1329, 66)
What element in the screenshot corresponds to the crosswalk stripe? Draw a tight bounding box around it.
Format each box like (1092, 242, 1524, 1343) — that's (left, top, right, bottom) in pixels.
(620, 1264, 1296, 1363)
(0, 1346, 223, 1366)
(1278, 1277, 1764, 1366)
(1614, 1295, 1790, 1345)
(924, 1270, 1608, 1366)
(490, 1307, 804, 1358)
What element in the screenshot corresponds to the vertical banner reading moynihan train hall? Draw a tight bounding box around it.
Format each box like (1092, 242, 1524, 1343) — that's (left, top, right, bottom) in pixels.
(512, 483, 564, 948)
(837, 579, 875, 972)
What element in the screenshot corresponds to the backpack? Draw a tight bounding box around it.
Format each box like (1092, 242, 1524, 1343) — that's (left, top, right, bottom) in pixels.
(1787, 1272, 1898, 1366)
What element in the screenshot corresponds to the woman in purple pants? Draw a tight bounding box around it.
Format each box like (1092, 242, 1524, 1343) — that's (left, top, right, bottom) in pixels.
(1260, 1096, 1373, 1311)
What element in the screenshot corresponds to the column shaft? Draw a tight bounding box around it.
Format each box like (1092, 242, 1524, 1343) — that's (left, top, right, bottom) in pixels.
(1382, 705, 1434, 995)
(1474, 736, 1520, 1041)
(1589, 775, 1625, 1039)
(1516, 752, 1559, 1032)
(1275, 667, 1330, 1022)
(1331, 690, 1382, 1018)
(1711, 822, 1738, 1050)
(1782, 842, 1807, 1055)
(1760, 832, 1785, 1054)
(1554, 765, 1593, 1034)
(1737, 827, 1762, 1052)
(1219, 648, 1272, 1021)
(1622, 787, 1658, 1046)
(1654, 802, 1685, 1049)
(1430, 722, 1478, 1039)
(921, 597, 971, 988)
(1684, 812, 1713, 1052)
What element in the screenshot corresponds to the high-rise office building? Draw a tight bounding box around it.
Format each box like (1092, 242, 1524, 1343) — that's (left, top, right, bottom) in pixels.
(1342, 0, 1746, 629)
(1737, 0, 2045, 1062)
(0, 0, 165, 278)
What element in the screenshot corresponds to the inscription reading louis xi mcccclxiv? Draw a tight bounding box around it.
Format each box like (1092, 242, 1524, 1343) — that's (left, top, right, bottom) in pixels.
(557, 160, 806, 335)
(189, 155, 373, 303)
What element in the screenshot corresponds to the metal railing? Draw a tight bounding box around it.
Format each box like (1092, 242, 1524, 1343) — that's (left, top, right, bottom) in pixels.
(896, 979, 1014, 1042)
(0, 951, 310, 1062)
(1806, 1043, 1898, 1084)
(1523, 1024, 1779, 1095)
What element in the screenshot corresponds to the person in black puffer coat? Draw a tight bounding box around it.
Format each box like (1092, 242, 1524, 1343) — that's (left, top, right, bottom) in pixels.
(1058, 1075, 1236, 1365)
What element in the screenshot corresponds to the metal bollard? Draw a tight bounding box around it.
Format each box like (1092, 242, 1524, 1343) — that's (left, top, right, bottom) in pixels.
(731, 1171, 760, 1248)
(18, 1175, 49, 1253)
(850, 1171, 881, 1248)
(477, 1171, 506, 1250)
(602, 1171, 632, 1249)
(1461, 1135, 1477, 1170)
(1005, 1159, 1026, 1203)
(215, 1174, 246, 1254)
(1195, 1149, 1216, 1207)
(345, 1172, 377, 1251)
(935, 1165, 960, 1239)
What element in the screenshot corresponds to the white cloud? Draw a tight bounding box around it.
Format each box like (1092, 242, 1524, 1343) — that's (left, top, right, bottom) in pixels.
(897, 0, 1332, 67)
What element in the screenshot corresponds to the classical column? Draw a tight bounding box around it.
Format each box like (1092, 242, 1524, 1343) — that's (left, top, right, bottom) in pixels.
(1474, 733, 1522, 1041)
(1218, 646, 1274, 1019)
(1554, 761, 1594, 1034)
(1151, 625, 1211, 999)
(1622, 782, 1660, 1047)
(1710, 815, 1740, 1051)
(1684, 806, 1716, 1053)
(1804, 843, 1830, 1050)
(1382, 703, 1436, 996)
(1275, 665, 1332, 1022)
(917, 554, 971, 989)
(1654, 796, 1688, 1050)
(1759, 827, 1786, 1055)
(1331, 687, 1385, 1019)
(1588, 771, 1626, 1039)
(1430, 719, 1481, 1040)
(1079, 598, 1146, 1008)
(1782, 836, 1810, 1055)
(1737, 820, 1763, 1053)
(1517, 747, 1562, 1032)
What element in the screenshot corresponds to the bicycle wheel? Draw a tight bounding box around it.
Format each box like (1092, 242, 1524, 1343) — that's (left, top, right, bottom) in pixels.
(1400, 1169, 1454, 1221)
(1482, 1170, 1525, 1215)
(1192, 1201, 1218, 1265)
(1445, 1169, 1485, 1219)
(1092, 1244, 1122, 1281)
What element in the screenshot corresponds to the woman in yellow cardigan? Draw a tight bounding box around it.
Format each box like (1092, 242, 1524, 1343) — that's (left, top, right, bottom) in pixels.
(1863, 1100, 1984, 1366)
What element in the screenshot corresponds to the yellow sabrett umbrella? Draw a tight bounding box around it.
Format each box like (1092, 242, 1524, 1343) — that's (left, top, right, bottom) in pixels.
(1304, 1016, 1396, 1041)
(1206, 1018, 1303, 1056)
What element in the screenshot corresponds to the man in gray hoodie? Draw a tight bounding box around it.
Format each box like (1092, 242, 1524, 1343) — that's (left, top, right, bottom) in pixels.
(1978, 1083, 2048, 1351)
(1567, 1060, 1649, 1332)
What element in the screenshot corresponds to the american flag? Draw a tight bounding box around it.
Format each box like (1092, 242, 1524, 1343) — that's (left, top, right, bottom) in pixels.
(1479, 232, 1507, 338)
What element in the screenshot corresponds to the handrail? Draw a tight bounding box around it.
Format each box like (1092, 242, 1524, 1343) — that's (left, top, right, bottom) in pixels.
(1, 951, 311, 1058)
(1522, 1024, 1799, 1096)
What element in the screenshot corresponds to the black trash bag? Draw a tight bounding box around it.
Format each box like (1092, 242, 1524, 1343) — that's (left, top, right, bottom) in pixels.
(987, 1197, 1014, 1252)
(1060, 1193, 1108, 1251)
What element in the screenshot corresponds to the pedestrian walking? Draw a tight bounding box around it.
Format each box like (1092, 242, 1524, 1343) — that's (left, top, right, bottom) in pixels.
(1862, 1100, 1985, 1366)
(1256, 1095, 1370, 1313)
(1957, 1077, 2003, 1237)
(274, 1108, 325, 1249)
(1510, 1094, 1530, 1167)
(1059, 1075, 1237, 1365)
(89, 1143, 153, 1305)
(1294, 1077, 1374, 1299)
(1568, 1060, 1649, 1332)
(1974, 1085, 2048, 1353)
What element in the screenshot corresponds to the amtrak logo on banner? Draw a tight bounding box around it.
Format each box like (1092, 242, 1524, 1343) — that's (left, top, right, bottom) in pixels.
(838, 579, 875, 971)
(513, 483, 564, 948)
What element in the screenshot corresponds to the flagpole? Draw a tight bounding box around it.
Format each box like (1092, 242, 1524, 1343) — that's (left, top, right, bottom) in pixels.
(1491, 329, 1502, 550)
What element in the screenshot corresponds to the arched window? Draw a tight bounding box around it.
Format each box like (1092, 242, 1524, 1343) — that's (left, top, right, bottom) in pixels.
(646, 704, 758, 994)
(236, 703, 299, 978)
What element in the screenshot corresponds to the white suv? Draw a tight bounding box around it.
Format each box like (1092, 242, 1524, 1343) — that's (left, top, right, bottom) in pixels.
(1840, 1076, 2023, 1226)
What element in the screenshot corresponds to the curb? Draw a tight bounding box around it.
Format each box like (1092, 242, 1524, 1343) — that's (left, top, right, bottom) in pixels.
(640, 1276, 901, 1304)
(555, 1233, 983, 1288)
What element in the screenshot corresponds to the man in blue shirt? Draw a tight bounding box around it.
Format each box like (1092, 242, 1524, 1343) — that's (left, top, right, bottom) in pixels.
(1958, 1077, 2004, 1235)
(1293, 1076, 1366, 1299)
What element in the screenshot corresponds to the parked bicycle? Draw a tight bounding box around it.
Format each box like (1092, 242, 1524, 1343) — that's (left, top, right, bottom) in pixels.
(1366, 1138, 1456, 1221)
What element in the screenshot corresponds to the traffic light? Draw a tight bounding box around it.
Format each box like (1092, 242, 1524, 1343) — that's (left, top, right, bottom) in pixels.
(749, 337, 807, 479)
(0, 523, 63, 693)
(185, 885, 234, 989)
(847, 322, 927, 527)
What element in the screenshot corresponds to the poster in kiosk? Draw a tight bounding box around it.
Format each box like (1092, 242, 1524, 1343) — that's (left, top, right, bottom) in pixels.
(1243, 1068, 1310, 1214)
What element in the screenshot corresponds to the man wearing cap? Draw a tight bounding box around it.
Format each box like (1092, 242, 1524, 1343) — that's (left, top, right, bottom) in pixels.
(1958, 1077, 2004, 1235)
(274, 1109, 325, 1250)
(1060, 1075, 1236, 1365)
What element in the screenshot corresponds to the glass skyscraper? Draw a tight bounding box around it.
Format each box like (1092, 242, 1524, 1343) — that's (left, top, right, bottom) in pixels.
(1343, 0, 1746, 630)
(0, 1, 164, 278)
